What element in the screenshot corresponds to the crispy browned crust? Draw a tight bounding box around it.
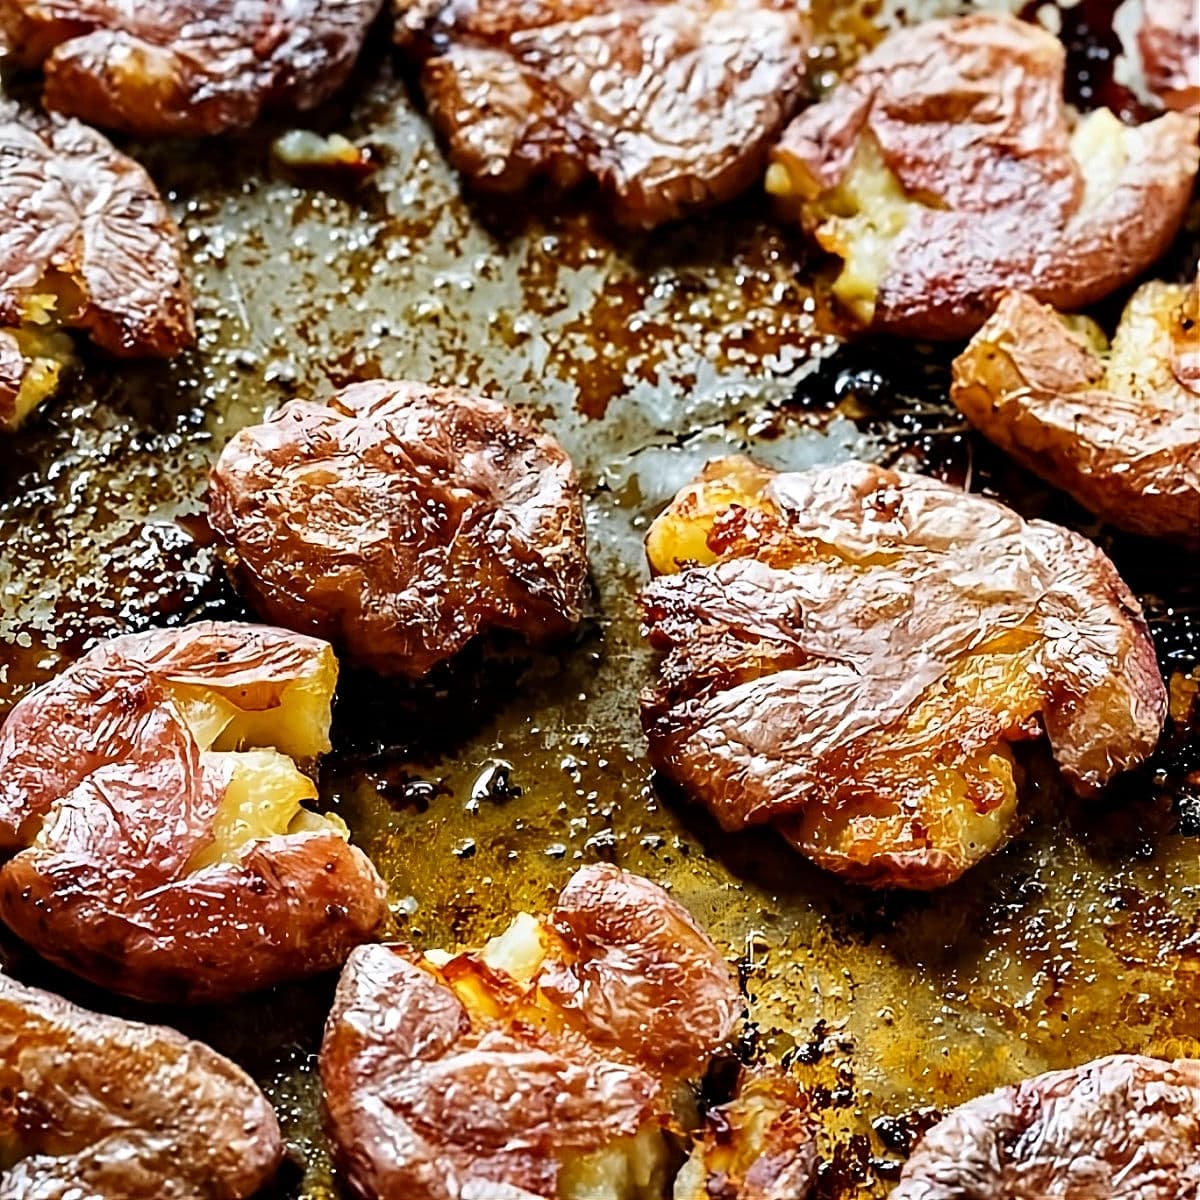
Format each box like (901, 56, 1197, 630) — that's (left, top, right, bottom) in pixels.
(639, 459, 1166, 888)
(890, 1055, 1200, 1199)
(0, 972, 283, 1199)
(393, 0, 809, 228)
(0, 101, 193, 358)
(208, 380, 589, 679)
(951, 286, 1200, 547)
(680, 1071, 818, 1200)
(771, 12, 1199, 338)
(0, 622, 388, 1004)
(320, 864, 742, 1200)
(0, 0, 382, 136)
(1139, 0, 1200, 113)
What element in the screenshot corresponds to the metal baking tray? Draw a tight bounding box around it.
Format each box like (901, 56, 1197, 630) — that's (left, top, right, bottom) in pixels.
(1, 2, 1196, 1196)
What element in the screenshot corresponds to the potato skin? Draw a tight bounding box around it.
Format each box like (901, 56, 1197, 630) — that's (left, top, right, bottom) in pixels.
(0, 0, 383, 136)
(320, 865, 742, 1200)
(890, 1055, 1200, 1199)
(951, 285, 1200, 548)
(0, 972, 283, 1199)
(208, 380, 589, 679)
(1138, 0, 1200, 113)
(769, 13, 1199, 338)
(0, 622, 388, 1004)
(640, 458, 1166, 889)
(0, 100, 193, 357)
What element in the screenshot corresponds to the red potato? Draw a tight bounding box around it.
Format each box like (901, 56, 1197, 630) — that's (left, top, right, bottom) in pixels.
(0, 0, 383, 137)
(208, 380, 589, 679)
(890, 1055, 1200, 1199)
(1136, 0, 1200, 113)
(320, 864, 759, 1200)
(951, 280, 1200, 548)
(0, 621, 388, 1004)
(392, 0, 810, 228)
(640, 458, 1166, 889)
(767, 12, 1199, 339)
(0, 100, 192, 430)
(0, 971, 283, 1199)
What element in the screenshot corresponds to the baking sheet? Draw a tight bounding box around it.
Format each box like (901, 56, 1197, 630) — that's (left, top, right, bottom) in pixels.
(0, 3, 1197, 1196)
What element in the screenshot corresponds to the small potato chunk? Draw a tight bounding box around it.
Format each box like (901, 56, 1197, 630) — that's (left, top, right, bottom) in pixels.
(0, 621, 388, 1003)
(208, 380, 589, 678)
(640, 459, 1166, 889)
(951, 281, 1200, 548)
(673, 1071, 817, 1200)
(0, 972, 282, 1199)
(0, 101, 193, 429)
(0, 0, 382, 137)
(1134, 0, 1200, 113)
(320, 864, 747, 1200)
(890, 1055, 1200, 1199)
(767, 13, 1199, 338)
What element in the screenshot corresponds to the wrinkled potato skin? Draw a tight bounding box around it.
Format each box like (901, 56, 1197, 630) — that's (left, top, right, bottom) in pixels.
(890, 1055, 1200, 1199)
(951, 284, 1200, 548)
(640, 458, 1165, 889)
(675, 1072, 817, 1200)
(0, 622, 388, 1004)
(209, 380, 589, 679)
(769, 13, 1199, 338)
(0, 0, 383, 136)
(0, 972, 282, 1199)
(393, 0, 809, 229)
(320, 864, 741, 1200)
(0, 99, 192, 407)
(1138, 0, 1200, 113)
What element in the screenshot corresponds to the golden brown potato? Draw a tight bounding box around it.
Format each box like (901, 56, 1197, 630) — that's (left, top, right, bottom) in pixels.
(640, 458, 1166, 889)
(766, 13, 1199, 339)
(208, 380, 589, 678)
(0, 971, 282, 1198)
(0, 621, 388, 1003)
(951, 281, 1200, 548)
(0, 0, 382, 137)
(673, 1071, 817, 1200)
(393, 0, 809, 228)
(890, 1055, 1200, 1199)
(0, 100, 193, 431)
(320, 864, 745, 1200)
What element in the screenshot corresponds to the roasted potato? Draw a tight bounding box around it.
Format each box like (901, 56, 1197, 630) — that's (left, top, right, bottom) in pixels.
(0, 971, 282, 1198)
(320, 864, 746, 1200)
(951, 280, 1200, 547)
(1134, 0, 1200, 113)
(673, 1071, 817, 1200)
(640, 458, 1166, 889)
(0, 100, 193, 431)
(392, 0, 809, 229)
(766, 13, 1199, 339)
(890, 1054, 1200, 1199)
(0, 621, 388, 1003)
(0, 0, 382, 137)
(208, 380, 589, 679)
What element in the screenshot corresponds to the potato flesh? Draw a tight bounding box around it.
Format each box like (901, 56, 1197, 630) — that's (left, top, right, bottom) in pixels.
(168, 668, 343, 871)
(558, 1126, 672, 1200)
(1, 294, 77, 431)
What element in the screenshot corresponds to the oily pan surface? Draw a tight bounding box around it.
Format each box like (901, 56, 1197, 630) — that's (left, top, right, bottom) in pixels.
(0, 2, 1197, 1197)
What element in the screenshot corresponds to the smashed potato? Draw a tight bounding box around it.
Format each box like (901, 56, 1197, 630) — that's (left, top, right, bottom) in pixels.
(767, 13, 1199, 338)
(951, 280, 1200, 547)
(0, 971, 282, 1198)
(320, 864, 749, 1200)
(394, 0, 809, 228)
(0, 621, 388, 1003)
(640, 458, 1166, 889)
(0, 101, 193, 430)
(1134, 0, 1200, 114)
(891, 1055, 1200, 1199)
(208, 380, 589, 678)
(0, 0, 383, 136)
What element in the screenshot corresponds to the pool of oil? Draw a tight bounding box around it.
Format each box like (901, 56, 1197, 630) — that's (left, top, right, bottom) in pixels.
(0, 2, 1197, 1197)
